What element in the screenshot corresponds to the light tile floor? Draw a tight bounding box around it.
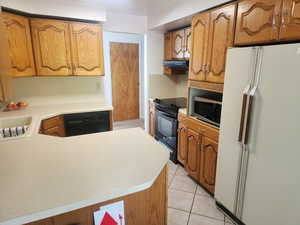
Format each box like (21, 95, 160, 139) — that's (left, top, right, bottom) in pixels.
(168, 161, 236, 225)
(113, 119, 144, 130)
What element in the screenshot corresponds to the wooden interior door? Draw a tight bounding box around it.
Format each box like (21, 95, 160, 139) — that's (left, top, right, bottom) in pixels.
(199, 137, 218, 194)
(172, 29, 185, 59)
(280, 0, 300, 40)
(31, 19, 72, 76)
(235, 0, 282, 45)
(110, 42, 139, 122)
(70, 22, 104, 76)
(189, 12, 210, 82)
(186, 128, 201, 181)
(2, 12, 36, 77)
(206, 3, 236, 84)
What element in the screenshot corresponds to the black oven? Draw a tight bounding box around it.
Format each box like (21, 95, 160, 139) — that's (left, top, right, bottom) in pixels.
(154, 98, 186, 163)
(192, 94, 222, 127)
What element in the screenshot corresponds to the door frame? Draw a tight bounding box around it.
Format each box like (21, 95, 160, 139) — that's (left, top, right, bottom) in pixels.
(103, 32, 145, 120)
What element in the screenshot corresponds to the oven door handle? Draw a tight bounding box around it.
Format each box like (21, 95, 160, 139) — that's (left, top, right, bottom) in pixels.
(156, 111, 177, 120)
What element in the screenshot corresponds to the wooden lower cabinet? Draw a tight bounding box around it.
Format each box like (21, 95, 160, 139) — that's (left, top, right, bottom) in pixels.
(199, 137, 219, 194)
(40, 116, 65, 137)
(186, 128, 201, 181)
(178, 117, 219, 194)
(177, 114, 188, 165)
(149, 100, 156, 137)
(25, 166, 167, 225)
(53, 207, 92, 225)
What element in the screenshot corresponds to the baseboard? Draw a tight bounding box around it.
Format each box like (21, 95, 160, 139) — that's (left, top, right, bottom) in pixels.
(215, 201, 246, 225)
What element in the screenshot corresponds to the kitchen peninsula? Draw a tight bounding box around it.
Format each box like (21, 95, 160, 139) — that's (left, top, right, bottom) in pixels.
(0, 105, 169, 225)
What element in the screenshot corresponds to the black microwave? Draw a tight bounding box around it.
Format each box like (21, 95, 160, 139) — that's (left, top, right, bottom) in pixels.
(192, 94, 222, 127)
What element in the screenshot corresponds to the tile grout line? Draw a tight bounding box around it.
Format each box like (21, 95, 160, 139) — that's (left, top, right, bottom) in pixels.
(186, 182, 198, 225)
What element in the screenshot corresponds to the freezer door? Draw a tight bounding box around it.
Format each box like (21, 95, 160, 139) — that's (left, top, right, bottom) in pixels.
(215, 47, 257, 215)
(242, 44, 300, 225)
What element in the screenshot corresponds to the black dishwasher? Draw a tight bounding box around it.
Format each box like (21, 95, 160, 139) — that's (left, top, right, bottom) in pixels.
(64, 111, 110, 137)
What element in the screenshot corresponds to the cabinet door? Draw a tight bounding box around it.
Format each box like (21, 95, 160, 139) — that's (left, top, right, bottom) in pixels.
(206, 3, 236, 84)
(177, 121, 188, 165)
(172, 29, 185, 59)
(184, 27, 192, 59)
(189, 13, 210, 82)
(70, 22, 104, 76)
(199, 137, 218, 194)
(2, 12, 35, 76)
(164, 32, 173, 60)
(53, 207, 92, 225)
(280, 0, 300, 40)
(31, 19, 72, 76)
(235, 0, 282, 45)
(149, 101, 156, 137)
(186, 129, 201, 181)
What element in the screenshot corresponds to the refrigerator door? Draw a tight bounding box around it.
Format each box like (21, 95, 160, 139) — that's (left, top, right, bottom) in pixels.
(242, 43, 300, 225)
(215, 47, 258, 215)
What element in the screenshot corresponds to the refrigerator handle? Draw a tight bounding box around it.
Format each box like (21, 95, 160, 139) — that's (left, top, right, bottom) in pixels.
(238, 93, 249, 142)
(244, 47, 264, 145)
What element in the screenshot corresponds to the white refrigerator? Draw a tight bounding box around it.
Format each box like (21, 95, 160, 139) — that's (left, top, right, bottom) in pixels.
(215, 43, 300, 225)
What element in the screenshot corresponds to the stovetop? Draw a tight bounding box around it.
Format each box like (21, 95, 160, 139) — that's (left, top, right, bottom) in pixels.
(154, 97, 186, 108)
(154, 97, 187, 115)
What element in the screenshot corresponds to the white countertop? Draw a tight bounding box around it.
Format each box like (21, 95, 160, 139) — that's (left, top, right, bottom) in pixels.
(0, 103, 169, 225)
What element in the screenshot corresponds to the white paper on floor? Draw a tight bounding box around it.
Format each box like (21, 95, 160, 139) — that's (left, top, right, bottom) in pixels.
(94, 200, 126, 225)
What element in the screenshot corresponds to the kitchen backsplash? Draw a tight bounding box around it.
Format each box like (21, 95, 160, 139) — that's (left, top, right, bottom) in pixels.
(149, 74, 188, 99)
(12, 76, 106, 105)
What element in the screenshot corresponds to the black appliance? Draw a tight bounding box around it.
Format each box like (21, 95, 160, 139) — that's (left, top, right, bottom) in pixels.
(64, 111, 110, 137)
(154, 98, 186, 163)
(192, 93, 222, 127)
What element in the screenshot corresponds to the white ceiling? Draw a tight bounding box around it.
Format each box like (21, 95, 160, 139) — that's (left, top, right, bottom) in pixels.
(72, 0, 148, 16)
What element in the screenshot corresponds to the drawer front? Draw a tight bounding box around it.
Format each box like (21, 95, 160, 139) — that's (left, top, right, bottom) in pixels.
(53, 207, 92, 225)
(187, 118, 219, 142)
(42, 116, 62, 130)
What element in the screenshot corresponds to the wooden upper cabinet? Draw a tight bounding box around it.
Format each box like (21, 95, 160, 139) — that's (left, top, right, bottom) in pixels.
(280, 0, 300, 40)
(164, 32, 173, 60)
(184, 27, 192, 59)
(31, 19, 72, 76)
(2, 12, 35, 76)
(235, 0, 282, 45)
(189, 13, 210, 82)
(199, 137, 218, 194)
(206, 3, 236, 84)
(172, 29, 185, 59)
(186, 128, 201, 180)
(177, 120, 188, 165)
(70, 22, 104, 76)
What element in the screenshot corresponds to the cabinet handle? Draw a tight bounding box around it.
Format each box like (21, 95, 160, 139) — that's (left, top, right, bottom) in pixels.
(281, 12, 287, 26)
(206, 64, 210, 73)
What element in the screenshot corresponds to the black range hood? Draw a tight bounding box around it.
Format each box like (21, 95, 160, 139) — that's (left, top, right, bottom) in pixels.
(163, 60, 189, 70)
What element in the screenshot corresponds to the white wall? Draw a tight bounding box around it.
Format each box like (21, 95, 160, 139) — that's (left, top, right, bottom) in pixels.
(104, 13, 147, 34)
(147, 0, 229, 29)
(0, 0, 106, 21)
(12, 76, 106, 105)
(103, 32, 145, 119)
